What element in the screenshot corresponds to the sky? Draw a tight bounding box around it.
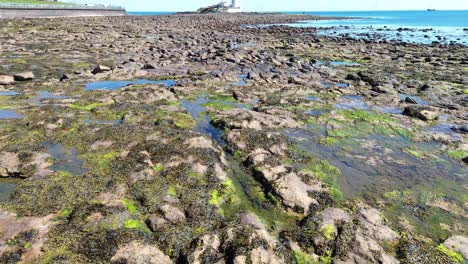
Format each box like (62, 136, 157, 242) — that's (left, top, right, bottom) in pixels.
(72, 0, 468, 12)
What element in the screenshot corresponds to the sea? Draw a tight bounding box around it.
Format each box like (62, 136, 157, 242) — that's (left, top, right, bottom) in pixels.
(128, 10, 468, 45)
(284, 10, 468, 45)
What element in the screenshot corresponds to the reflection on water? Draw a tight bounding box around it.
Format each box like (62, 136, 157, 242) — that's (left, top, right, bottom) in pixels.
(0, 110, 24, 119)
(85, 79, 175, 91)
(0, 181, 16, 201)
(42, 143, 86, 175)
(181, 95, 225, 146)
(284, 128, 467, 199)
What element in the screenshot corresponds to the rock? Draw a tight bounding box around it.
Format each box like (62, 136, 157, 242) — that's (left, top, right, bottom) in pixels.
(443, 235, 468, 259)
(358, 205, 399, 242)
(403, 105, 439, 121)
(0, 151, 20, 177)
(398, 239, 455, 264)
(110, 241, 172, 264)
(345, 73, 361, 81)
(319, 207, 351, 225)
(372, 84, 397, 94)
(213, 108, 301, 130)
(59, 74, 70, 81)
(240, 213, 265, 230)
(189, 234, 223, 263)
(13, 71, 34, 81)
(91, 65, 111, 74)
(90, 140, 113, 150)
(147, 215, 168, 231)
(0, 75, 14, 85)
(159, 204, 186, 224)
(184, 136, 216, 152)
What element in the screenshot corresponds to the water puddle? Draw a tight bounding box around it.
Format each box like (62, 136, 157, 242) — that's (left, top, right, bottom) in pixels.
(0, 109, 24, 119)
(330, 61, 360, 67)
(0, 181, 16, 201)
(0, 91, 19, 96)
(399, 93, 429, 105)
(28, 91, 68, 105)
(335, 95, 369, 110)
(284, 129, 466, 198)
(305, 109, 328, 117)
(372, 105, 404, 114)
(306, 95, 320, 101)
(181, 93, 297, 230)
(230, 41, 257, 49)
(85, 79, 175, 91)
(43, 143, 86, 175)
(181, 95, 225, 146)
(284, 127, 467, 239)
(320, 81, 349, 89)
(314, 60, 359, 68)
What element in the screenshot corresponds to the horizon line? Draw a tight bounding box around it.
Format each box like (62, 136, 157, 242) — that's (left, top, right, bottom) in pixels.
(126, 9, 468, 13)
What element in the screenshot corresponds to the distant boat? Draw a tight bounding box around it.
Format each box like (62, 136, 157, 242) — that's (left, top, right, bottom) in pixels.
(427, 9, 436, 11)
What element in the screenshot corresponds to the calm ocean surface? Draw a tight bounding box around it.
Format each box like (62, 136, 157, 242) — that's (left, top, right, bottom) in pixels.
(284, 10, 468, 44)
(128, 10, 468, 44)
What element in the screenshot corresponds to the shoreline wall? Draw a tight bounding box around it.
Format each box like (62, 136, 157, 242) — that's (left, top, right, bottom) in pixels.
(0, 7, 126, 18)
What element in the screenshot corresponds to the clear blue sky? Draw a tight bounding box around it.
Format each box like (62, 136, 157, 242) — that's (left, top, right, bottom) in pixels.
(73, 0, 468, 12)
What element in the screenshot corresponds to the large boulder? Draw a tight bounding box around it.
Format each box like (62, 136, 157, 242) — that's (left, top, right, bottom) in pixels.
(110, 241, 172, 264)
(213, 108, 301, 130)
(0, 152, 20, 177)
(403, 105, 439, 121)
(0, 75, 14, 85)
(13, 72, 34, 81)
(443, 235, 468, 260)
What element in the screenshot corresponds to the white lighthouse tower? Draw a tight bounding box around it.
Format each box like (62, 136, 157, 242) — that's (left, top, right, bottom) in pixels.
(227, 0, 240, 12)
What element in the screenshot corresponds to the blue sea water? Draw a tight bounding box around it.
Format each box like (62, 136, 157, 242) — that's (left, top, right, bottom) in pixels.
(283, 10, 468, 44)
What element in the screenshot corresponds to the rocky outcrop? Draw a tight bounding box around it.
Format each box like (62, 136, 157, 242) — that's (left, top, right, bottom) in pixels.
(213, 108, 301, 130)
(110, 241, 172, 264)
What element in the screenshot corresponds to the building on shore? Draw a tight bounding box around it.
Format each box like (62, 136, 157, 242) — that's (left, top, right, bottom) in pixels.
(226, 0, 240, 13)
(196, 0, 240, 13)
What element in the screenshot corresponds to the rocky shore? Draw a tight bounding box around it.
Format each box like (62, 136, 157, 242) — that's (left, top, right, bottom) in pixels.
(0, 13, 467, 263)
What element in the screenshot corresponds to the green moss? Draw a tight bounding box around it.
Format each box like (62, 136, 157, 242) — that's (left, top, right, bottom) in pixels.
(189, 171, 205, 183)
(121, 199, 138, 214)
(153, 163, 164, 172)
(303, 160, 343, 201)
(203, 95, 238, 111)
(319, 251, 333, 264)
(24, 242, 32, 249)
(71, 62, 90, 70)
(316, 137, 339, 146)
(293, 250, 316, 264)
(58, 207, 73, 219)
(82, 150, 120, 174)
(123, 219, 149, 232)
(383, 191, 401, 201)
(167, 185, 177, 197)
(69, 102, 111, 111)
(437, 244, 463, 263)
(405, 147, 424, 159)
(172, 113, 197, 129)
(339, 109, 394, 123)
(446, 149, 468, 160)
(463, 89, 468, 95)
(320, 224, 336, 240)
(208, 189, 221, 206)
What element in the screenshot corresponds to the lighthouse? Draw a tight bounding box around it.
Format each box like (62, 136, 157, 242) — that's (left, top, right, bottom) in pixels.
(227, 0, 240, 12)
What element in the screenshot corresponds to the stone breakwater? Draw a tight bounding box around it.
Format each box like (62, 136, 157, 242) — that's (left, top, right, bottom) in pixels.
(0, 14, 467, 263)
